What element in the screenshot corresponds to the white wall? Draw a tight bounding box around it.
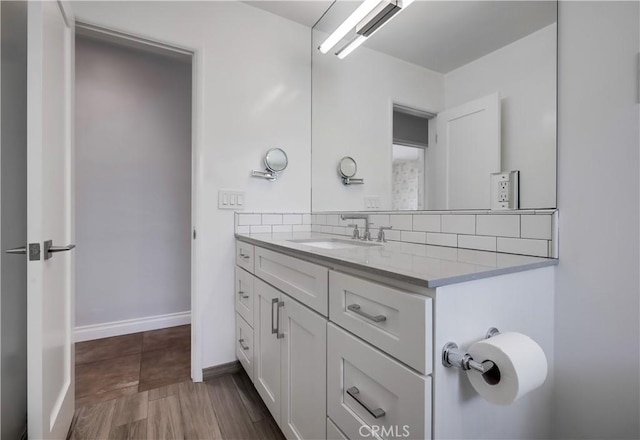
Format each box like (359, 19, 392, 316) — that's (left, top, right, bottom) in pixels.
(312, 29, 444, 211)
(71, 1, 311, 374)
(75, 35, 192, 327)
(554, 2, 639, 438)
(444, 24, 557, 209)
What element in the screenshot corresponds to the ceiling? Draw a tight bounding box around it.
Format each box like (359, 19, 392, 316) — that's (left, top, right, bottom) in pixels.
(243, 1, 333, 28)
(244, 1, 557, 73)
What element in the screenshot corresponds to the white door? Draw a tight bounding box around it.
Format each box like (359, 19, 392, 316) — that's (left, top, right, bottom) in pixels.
(435, 93, 501, 209)
(26, 1, 75, 438)
(280, 295, 327, 440)
(253, 278, 282, 422)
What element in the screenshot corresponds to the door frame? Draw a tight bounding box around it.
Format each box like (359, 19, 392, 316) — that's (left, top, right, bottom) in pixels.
(73, 22, 203, 380)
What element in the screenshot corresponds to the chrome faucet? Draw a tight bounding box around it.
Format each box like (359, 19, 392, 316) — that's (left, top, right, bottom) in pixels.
(341, 214, 372, 241)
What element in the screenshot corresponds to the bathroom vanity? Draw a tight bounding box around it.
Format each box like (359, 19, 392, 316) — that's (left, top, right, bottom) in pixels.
(234, 232, 556, 440)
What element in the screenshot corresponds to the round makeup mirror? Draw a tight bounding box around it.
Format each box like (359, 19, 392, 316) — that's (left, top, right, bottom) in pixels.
(338, 156, 357, 178)
(265, 148, 288, 173)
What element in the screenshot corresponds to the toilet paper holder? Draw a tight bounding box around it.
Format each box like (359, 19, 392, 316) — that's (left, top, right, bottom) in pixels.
(442, 327, 501, 374)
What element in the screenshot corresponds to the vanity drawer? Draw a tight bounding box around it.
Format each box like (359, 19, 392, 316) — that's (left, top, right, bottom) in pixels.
(254, 247, 329, 316)
(327, 324, 431, 440)
(329, 271, 432, 374)
(236, 313, 254, 381)
(235, 267, 254, 327)
(236, 241, 255, 273)
(327, 418, 349, 440)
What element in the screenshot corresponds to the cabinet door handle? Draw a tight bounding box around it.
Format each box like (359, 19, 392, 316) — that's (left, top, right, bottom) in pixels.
(346, 386, 385, 419)
(239, 252, 250, 260)
(238, 290, 249, 299)
(239, 338, 250, 351)
(276, 301, 284, 339)
(347, 304, 387, 323)
(271, 298, 279, 334)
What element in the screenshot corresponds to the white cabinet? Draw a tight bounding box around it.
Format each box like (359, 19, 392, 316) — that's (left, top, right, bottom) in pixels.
(327, 324, 431, 440)
(236, 267, 254, 326)
(252, 277, 327, 439)
(255, 246, 329, 316)
(329, 271, 433, 375)
(236, 313, 254, 380)
(254, 278, 283, 420)
(280, 294, 327, 440)
(236, 241, 255, 273)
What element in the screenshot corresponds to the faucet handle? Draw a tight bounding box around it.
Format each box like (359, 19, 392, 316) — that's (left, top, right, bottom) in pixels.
(377, 225, 393, 243)
(348, 224, 360, 240)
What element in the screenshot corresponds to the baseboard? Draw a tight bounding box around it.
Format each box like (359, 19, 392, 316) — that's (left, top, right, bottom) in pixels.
(202, 360, 241, 381)
(74, 311, 191, 342)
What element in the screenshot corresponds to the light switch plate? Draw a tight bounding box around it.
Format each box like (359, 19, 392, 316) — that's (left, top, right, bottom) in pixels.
(218, 189, 245, 210)
(364, 196, 381, 210)
(491, 171, 519, 210)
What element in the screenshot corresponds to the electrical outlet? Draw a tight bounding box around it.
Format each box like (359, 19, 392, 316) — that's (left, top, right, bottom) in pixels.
(491, 171, 519, 210)
(218, 189, 245, 210)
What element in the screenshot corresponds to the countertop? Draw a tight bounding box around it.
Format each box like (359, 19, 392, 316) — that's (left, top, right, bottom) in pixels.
(235, 232, 558, 288)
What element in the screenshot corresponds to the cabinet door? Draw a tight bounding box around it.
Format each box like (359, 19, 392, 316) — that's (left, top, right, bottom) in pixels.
(280, 295, 327, 440)
(253, 278, 282, 421)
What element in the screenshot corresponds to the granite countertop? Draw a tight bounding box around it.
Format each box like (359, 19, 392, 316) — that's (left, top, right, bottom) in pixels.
(235, 232, 558, 289)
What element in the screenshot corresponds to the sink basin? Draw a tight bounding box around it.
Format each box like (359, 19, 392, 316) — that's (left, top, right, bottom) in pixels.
(288, 238, 380, 250)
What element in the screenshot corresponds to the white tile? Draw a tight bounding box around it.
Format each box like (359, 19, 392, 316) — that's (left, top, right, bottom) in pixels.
(302, 214, 311, 225)
(311, 224, 322, 232)
(315, 214, 327, 225)
(521, 215, 552, 240)
(413, 215, 441, 232)
(426, 233, 458, 247)
(282, 214, 302, 225)
(400, 231, 426, 244)
(390, 214, 413, 230)
(476, 215, 520, 237)
(458, 235, 497, 252)
(385, 229, 402, 241)
(497, 238, 548, 257)
(272, 224, 292, 233)
(262, 214, 283, 225)
(369, 214, 391, 227)
(292, 224, 311, 232)
(332, 226, 348, 236)
(250, 225, 271, 234)
(320, 225, 332, 234)
(237, 214, 262, 226)
(441, 215, 476, 234)
(326, 214, 340, 226)
(236, 226, 250, 234)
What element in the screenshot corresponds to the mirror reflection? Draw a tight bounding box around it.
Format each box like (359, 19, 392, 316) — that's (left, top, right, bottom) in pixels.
(312, 1, 557, 211)
(265, 148, 288, 172)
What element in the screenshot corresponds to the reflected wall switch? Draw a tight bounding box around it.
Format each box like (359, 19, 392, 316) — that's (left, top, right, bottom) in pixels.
(218, 190, 245, 210)
(491, 171, 519, 210)
(364, 196, 381, 210)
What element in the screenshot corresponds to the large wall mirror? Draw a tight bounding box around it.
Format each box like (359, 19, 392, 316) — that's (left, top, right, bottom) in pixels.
(311, 0, 557, 211)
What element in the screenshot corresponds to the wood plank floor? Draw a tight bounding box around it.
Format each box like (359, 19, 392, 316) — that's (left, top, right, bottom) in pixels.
(70, 371, 285, 440)
(72, 326, 283, 439)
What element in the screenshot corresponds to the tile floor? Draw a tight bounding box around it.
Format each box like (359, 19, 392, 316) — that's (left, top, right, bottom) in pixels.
(72, 325, 284, 439)
(75, 325, 191, 407)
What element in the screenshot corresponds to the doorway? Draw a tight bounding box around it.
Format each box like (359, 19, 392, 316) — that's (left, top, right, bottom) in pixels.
(73, 26, 194, 405)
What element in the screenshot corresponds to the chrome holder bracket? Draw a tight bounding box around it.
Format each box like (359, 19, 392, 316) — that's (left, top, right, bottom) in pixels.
(442, 327, 500, 374)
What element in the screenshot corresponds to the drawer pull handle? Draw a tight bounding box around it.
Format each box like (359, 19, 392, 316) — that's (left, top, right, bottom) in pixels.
(239, 253, 250, 260)
(238, 290, 250, 299)
(346, 386, 385, 419)
(238, 338, 250, 350)
(271, 298, 279, 334)
(347, 304, 386, 323)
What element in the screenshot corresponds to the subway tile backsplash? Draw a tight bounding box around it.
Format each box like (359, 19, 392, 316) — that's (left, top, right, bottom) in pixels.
(235, 210, 558, 259)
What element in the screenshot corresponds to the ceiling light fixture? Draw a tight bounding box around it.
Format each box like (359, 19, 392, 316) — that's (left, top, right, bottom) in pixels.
(323, 0, 415, 60)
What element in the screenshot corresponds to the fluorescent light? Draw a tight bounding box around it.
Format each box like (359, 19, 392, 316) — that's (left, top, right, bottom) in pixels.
(335, 35, 368, 60)
(318, 0, 382, 54)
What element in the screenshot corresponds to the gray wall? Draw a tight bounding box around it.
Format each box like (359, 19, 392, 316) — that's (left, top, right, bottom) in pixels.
(75, 36, 192, 327)
(554, 2, 640, 438)
(1, 1, 28, 438)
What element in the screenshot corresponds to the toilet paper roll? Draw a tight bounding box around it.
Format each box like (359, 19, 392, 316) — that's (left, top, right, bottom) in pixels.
(466, 332, 547, 406)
